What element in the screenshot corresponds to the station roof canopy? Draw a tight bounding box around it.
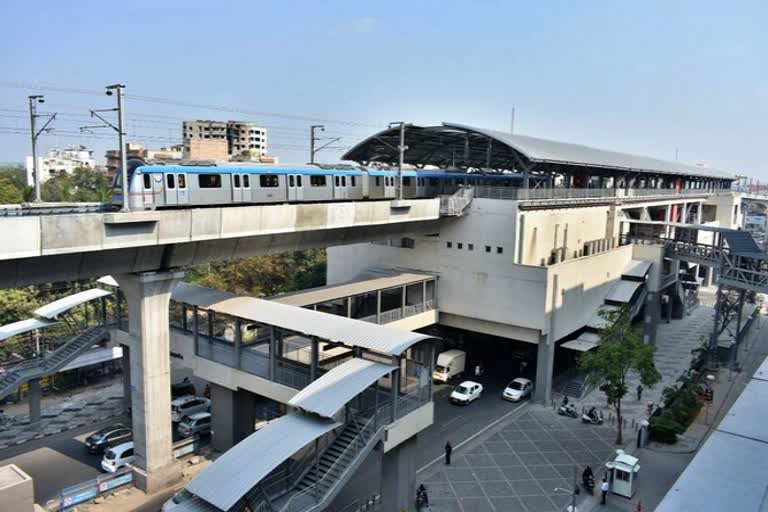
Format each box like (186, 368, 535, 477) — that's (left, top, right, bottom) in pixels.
(289, 357, 396, 418)
(171, 283, 437, 356)
(0, 318, 57, 342)
(34, 288, 112, 320)
(343, 123, 733, 180)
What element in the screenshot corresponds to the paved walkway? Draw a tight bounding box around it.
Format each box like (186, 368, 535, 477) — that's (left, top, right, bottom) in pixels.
(0, 379, 126, 449)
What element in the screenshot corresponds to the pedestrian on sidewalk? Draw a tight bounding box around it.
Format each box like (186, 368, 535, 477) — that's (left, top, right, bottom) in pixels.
(637, 384, 644, 401)
(444, 441, 453, 465)
(601, 478, 609, 505)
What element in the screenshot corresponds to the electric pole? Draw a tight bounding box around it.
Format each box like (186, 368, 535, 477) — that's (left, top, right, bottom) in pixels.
(28, 95, 56, 202)
(388, 122, 407, 201)
(309, 124, 340, 165)
(510, 107, 516, 135)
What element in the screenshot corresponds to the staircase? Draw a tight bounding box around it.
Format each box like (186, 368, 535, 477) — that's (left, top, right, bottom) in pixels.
(439, 187, 474, 217)
(0, 326, 109, 399)
(276, 414, 385, 512)
(561, 379, 586, 399)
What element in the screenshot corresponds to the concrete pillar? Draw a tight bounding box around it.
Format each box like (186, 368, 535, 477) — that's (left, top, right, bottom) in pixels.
(28, 378, 42, 429)
(391, 355, 400, 421)
(703, 266, 714, 287)
(121, 343, 132, 408)
(696, 202, 703, 224)
(642, 291, 659, 345)
(310, 337, 319, 382)
(380, 435, 418, 512)
(210, 383, 257, 452)
(114, 270, 184, 493)
(534, 332, 554, 404)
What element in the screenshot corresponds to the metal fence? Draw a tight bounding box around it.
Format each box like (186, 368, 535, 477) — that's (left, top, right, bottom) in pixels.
(470, 186, 719, 201)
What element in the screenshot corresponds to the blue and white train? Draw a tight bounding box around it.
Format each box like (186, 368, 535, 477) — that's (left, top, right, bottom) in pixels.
(112, 162, 535, 210)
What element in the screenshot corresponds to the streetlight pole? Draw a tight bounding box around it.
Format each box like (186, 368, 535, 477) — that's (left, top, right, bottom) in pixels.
(105, 84, 129, 212)
(310, 125, 323, 164)
(28, 95, 56, 203)
(388, 122, 407, 201)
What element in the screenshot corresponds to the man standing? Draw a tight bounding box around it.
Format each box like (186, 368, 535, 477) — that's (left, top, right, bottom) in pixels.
(445, 441, 453, 465)
(637, 384, 644, 401)
(601, 478, 609, 505)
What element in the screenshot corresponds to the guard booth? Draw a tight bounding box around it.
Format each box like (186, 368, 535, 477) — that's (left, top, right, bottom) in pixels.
(611, 451, 640, 498)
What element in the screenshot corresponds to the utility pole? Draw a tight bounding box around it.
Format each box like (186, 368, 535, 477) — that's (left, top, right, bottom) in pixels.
(675, 147, 679, 161)
(309, 125, 340, 165)
(388, 122, 407, 201)
(28, 95, 56, 202)
(84, 84, 129, 211)
(510, 107, 516, 135)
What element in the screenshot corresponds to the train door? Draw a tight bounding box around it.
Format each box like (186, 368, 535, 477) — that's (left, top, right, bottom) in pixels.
(176, 173, 189, 205)
(140, 173, 155, 207)
(384, 175, 395, 198)
(334, 174, 348, 199)
(287, 174, 305, 201)
(165, 173, 178, 206)
(241, 174, 251, 203)
(232, 174, 243, 202)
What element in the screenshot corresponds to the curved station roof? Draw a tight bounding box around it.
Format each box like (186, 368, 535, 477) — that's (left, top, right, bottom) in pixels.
(343, 122, 732, 180)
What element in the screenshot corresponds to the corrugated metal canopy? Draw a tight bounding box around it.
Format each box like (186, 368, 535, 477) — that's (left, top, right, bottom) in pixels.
(622, 260, 652, 280)
(561, 332, 600, 352)
(34, 288, 112, 320)
(289, 358, 396, 418)
(606, 280, 643, 304)
(343, 123, 733, 180)
(272, 271, 435, 307)
(723, 231, 766, 259)
(587, 305, 619, 329)
(171, 282, 238, 308)
(186, 414, 339, 511)
(0, 318, 58, 342)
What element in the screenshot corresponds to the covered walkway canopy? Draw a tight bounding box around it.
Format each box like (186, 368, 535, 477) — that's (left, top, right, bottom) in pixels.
(0, 318, 57, 342)
(186, 414, 340, 511)
(343, 123, 733, 182)
(289, 357, 396, 418)
(34, 288, 112, 320)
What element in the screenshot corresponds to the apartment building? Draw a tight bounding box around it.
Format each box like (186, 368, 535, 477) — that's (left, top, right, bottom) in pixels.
(182, 120, 267, 160)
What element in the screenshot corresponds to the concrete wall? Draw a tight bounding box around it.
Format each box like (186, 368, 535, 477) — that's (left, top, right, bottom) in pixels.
(383, 401, 433, 453)
(0, 464, 34, 512)
(545, 244, 634, 340)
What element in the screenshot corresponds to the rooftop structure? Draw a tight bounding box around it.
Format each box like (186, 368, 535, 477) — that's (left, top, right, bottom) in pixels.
(25, 145, 96, 185)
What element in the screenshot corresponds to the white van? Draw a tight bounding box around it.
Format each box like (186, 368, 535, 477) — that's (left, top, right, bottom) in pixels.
(101, 441, 135, 473)
(433, 349, 466, 383)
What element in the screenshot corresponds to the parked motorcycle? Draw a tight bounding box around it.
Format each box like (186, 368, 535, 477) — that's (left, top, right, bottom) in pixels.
(582, 473, 595, 495)
(558, 403, 578, 418)
(582, 407, 604, 425)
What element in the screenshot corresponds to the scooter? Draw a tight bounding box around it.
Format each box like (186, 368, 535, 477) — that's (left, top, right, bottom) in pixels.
(416, 491, 428, 511)
(582, 474, 595, 495)
(558, 403, 578, 418)
(582, 409, 604, 425)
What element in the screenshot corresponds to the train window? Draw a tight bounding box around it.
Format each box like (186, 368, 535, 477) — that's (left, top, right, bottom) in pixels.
(485, 245, 491, 253)
(199, 174, 222, 188)
(259, 175, 278, 188)
(403, 177, 412, 186)
(429, 178, 439, 186)
(234, 174, 241, 188)
(497, 247, 503, 254)
(342, 176, 347, 186)
(289, 175, 295, 187)
(143, 174, 151, 189)
(243, 175, 249, 188)
(178, 174, 186, 188)
(468, 243, 474, 251)
(375, 176, 380, 186)
(166, 174, 175, 189)
(351, 176, 356, 187)
(335, 176, 340, 187)
(297, 175, 302, 187)
(310, 175, 326, 187)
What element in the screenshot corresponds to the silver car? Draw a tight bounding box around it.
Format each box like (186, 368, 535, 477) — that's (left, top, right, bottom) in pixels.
(178, 412, 212, 438)
(171, 396, 210, 423)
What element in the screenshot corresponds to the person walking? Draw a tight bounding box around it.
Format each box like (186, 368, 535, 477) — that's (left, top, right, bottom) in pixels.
(601, 477, 609, 505)
(444, 441, 453, 465)
(637, 384, 644, 401)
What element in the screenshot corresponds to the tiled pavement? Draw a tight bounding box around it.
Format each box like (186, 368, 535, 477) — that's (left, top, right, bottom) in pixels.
(421, 408, 617, 512)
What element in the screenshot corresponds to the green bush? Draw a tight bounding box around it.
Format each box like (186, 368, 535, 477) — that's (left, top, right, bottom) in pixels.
(649, 414, 684, 443)
(650, 380, 703, 443)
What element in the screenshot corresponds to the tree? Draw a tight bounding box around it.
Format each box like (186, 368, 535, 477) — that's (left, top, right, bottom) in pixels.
(0, 177, 22, 204)
(578, 307, 661, 444)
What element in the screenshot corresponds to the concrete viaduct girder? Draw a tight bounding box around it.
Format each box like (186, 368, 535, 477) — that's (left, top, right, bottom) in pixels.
(0, 199, 441, 289)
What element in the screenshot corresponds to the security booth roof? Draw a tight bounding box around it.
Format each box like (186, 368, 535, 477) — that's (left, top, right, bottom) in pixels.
(343, 122, 733, 180)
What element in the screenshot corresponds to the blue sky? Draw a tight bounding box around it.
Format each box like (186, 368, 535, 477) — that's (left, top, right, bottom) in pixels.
(1, 0, 766, 177)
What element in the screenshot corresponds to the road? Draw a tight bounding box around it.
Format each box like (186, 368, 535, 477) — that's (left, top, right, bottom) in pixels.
(0, 414, 129, 505)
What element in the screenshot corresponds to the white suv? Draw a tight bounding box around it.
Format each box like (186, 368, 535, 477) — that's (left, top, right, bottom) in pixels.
(171, 396, 210, 423)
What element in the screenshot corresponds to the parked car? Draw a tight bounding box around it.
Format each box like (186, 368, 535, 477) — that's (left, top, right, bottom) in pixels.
(450, 381, 483, 405)
(178, 412, 212, 438)
(171, 396, 210, 423)
(433, 349, 466, 383)
(162, 489, 194, 511)
(101, 441, 135, 473)
(84, 424, 132, 454)
(502, 377, 534, 402)
(171, 380, 197, 399)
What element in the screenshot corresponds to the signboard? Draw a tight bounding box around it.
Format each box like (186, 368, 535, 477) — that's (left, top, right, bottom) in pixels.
(745, 215, 766, 227)
(97, 471, 133, 493)
(61, 486, 98, 509)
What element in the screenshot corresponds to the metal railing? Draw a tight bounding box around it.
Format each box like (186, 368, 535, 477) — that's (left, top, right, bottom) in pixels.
(470, 186, 719, 202)
(439, 187, 474, 216)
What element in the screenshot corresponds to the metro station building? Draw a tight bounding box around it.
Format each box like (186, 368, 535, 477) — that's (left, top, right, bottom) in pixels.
(333, 123, 740, 402)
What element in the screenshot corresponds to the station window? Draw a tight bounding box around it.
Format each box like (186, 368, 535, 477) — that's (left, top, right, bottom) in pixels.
(468, 243, 474, 251)
(497, 247, 503, 254)
(310, 175, 327, 187)
(446, 241, 452, 249)
(234, 174, 241, 188)
(143, 174, 151, 189)
(485, 245, 491, 253)
(198, 174, 222, 188)
(166, 174, 175, 189)
(242, 175, 249, 188)
(259, 174, 278, 188)
(457, 243, 463, 250)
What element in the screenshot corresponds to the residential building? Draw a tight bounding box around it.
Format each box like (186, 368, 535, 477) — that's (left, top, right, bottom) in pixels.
(182, 120, 268, 160)
(145, 144, 184, 161)
(104, 143, 147, 178)
(25, 145, 96, 186)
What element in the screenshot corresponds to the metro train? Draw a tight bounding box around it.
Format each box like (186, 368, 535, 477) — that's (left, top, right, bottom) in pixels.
(111, 162, 535, 210)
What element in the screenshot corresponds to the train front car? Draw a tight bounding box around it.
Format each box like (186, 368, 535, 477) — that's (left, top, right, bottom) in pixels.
(109, 159, 146, 211)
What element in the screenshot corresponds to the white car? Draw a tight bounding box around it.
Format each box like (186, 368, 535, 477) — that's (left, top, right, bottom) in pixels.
(502, 377, 533, 402)
(101, 441, 134, 473)
(171, 396, 210, 423)
(450, 381, 483, 405)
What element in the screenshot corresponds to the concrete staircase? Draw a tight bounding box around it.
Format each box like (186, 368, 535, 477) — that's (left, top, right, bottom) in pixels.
(276, 414, 385, 512)
(561, 378, 586, 399)
(0, 326, 109, 399)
